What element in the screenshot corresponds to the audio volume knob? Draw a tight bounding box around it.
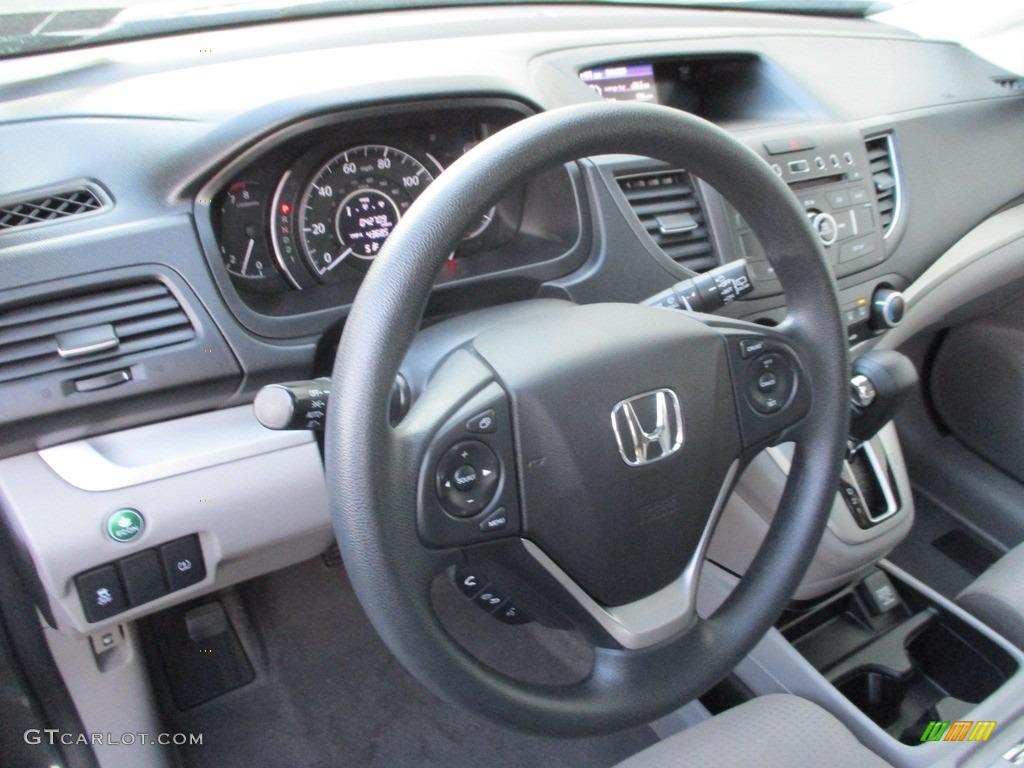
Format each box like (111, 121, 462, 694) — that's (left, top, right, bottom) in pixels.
(871, 288, 905, 330)
(806, 210, 838, 247)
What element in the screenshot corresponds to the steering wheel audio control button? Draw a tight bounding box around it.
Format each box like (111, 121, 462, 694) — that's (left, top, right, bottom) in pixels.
(436, 441, 500, 517)
(466, 409, 497, 433)
(453, 464, 478, 491)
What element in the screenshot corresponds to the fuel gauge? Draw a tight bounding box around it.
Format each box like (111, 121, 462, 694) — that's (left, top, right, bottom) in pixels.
(217, 181, 288, 292)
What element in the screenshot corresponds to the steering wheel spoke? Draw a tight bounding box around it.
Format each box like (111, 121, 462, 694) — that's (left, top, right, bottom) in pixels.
(393, 348, 522, 549)
(698, 318, 817, 453)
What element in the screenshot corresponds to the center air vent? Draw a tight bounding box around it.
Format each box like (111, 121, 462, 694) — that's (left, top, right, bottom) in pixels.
(0, 281, 196, 384)
(864, 134, 901, 238)
(617, 170, 717, 272)
(0, 185, 106, 232)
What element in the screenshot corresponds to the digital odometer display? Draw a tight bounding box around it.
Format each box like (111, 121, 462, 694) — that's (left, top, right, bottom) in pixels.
(298, 144, 434, 280)
(579, 63, 657, 103)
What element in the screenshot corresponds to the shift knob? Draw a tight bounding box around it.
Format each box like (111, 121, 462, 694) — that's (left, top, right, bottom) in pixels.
(849, 350, 918, 443)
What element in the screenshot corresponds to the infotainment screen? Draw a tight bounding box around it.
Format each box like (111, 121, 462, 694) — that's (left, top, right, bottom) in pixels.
(579, 63, 657, 103)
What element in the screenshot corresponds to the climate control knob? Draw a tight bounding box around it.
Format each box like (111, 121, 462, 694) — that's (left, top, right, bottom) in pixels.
(871, 288, 905, 330)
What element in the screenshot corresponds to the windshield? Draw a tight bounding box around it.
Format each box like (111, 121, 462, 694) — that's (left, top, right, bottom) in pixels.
(0, 0, 884, 59)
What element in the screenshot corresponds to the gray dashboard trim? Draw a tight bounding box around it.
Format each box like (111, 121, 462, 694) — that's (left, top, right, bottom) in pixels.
(876, 203, 1024, 351)
(38, 405, 311, 491)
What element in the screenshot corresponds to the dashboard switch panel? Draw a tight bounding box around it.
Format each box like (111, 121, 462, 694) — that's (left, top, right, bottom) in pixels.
(76, 566, 129, 624)
(160, 535, 206, 591)
(74, 534, 206, 623)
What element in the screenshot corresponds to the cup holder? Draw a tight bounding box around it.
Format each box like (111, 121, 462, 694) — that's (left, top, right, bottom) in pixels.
(836, 671, 906, 729)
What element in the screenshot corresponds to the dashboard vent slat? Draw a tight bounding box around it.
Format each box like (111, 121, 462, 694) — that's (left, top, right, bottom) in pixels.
(864, 134, 901, 238)
(0, 186, 106, 232)
(0, 281, 196, 384)
(617, 170, 717, 272)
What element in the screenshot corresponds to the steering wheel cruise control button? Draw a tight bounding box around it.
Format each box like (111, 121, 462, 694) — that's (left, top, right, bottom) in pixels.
(745, 352, 796, 415)
(757, 371, 777, 393)
(436, 440, 500, 518)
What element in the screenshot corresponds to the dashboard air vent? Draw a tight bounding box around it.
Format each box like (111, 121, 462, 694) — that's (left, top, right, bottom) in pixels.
(865, 134, 901, 238)
(0, 281, 196, 384)
(0, 186, 105, 232)
(991, 75, 1023, 92)
(617, 170, 716, 272)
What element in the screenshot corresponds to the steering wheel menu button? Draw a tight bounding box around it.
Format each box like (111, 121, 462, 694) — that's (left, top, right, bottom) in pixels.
(479, 508, 508, 533)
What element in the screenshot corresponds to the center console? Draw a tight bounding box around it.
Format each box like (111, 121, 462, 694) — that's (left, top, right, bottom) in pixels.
(696, 559, 1024, 767)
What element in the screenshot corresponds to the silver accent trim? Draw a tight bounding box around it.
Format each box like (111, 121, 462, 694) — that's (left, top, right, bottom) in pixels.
(56, 336, 118, 359)
(850, 374, 877, 408)
(268, 169, 304, 290)
(851, 439, 900, 525)
(610, 388, 684, 467)
(38, 406, 312, 491)
(869, 133, 902, 240)
(522, 460, 739, 650)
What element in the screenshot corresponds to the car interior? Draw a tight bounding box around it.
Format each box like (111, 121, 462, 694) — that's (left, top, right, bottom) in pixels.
(1, 1, 1023, 766)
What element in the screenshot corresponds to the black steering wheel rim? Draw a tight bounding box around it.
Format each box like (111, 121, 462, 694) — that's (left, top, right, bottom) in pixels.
(326, 102, 849, 735)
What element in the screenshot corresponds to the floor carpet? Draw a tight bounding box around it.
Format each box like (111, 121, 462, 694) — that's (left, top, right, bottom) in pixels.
(150, 557, 658, 768)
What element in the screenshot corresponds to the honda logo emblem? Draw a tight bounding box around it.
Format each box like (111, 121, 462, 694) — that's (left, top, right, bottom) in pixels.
(610, 389, 684, 467)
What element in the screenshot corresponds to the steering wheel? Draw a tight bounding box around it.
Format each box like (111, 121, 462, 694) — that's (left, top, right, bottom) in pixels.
(326, 102, 849, 736)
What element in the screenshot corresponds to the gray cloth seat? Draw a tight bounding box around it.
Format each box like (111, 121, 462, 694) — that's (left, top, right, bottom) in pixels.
(957, 540, 1024, 648)
(614, 694, 891, 768)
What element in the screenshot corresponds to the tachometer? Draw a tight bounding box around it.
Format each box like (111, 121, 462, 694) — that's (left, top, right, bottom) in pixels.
(298, 144, 434, 280)
(216, 180, 288, 291)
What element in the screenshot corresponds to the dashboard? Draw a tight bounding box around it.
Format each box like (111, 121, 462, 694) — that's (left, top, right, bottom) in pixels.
(1, 0, 1023, 640)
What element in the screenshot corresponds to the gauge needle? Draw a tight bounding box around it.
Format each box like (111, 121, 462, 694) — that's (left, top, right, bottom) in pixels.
(241, 237, 255, 274)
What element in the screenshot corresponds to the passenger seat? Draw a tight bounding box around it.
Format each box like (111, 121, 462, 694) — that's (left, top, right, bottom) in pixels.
(957, 541, 1024, 648)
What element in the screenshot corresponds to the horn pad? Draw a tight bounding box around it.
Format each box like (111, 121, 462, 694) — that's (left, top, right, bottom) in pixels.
(472, 303, 741, 606)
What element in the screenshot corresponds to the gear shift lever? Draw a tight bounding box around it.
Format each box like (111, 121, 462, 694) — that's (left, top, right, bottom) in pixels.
(848, 350, 918, 444)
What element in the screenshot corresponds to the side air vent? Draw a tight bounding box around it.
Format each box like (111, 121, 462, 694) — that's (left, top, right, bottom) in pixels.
(991, 75, 1023, 92)
(0, 185, 106, 232)
(0, 281, 196, 384)
(617, 170, 717, 272)
(865, 134, 901, 238)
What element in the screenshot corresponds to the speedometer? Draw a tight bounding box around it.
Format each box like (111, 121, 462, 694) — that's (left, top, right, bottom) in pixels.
(298, 144, 433, 280)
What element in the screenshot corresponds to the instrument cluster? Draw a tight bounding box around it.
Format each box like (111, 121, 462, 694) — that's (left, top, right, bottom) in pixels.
(205, 99, 580, 321)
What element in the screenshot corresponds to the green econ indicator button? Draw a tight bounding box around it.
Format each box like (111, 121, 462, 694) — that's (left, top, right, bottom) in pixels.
(106, 508, 144, 543)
